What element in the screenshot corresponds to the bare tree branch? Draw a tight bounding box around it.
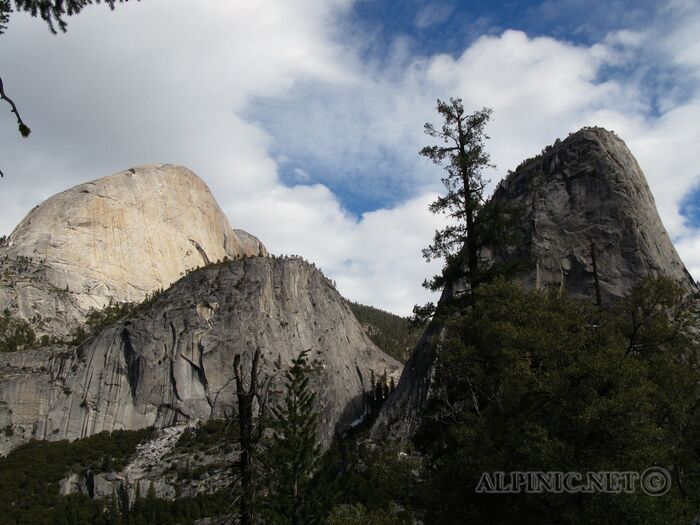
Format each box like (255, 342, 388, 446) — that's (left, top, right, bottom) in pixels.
(0, 75, 31, 177)
(0, 76, 30, 139)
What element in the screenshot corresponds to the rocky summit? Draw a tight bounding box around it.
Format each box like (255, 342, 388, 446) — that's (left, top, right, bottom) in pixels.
(490, 127, 695, 299)
(0, 164, 266, 339)
(372, 127, 698, 441)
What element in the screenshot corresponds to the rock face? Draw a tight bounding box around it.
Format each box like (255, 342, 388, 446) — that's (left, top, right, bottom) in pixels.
(489, 127, 696, 300)
(234, 229, 268, 257)
(372, 127, 698, 441)
(0, 256, 87, 339)
(0, 256, 401, 455)
(0, 164, 265, 338)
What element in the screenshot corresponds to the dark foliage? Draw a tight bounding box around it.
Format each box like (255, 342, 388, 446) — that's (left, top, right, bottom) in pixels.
(0, 0, 136, 35)
(0, 426, 237, 524)
(416, 277, 700, 524)
(263, 350, 323, 524)
(70, 289, 163, 345)
(348, 301, 421, 362)
(318, 433, 422, 524)
(0, 1, 8, 33)
(0, 428, 154, 524)
(0, 309, 36, 351)
(113, 491, 232, 525)
(45, 490, 234, 525)
(173, 418, 237, 455)
(367, 369, 395, 418)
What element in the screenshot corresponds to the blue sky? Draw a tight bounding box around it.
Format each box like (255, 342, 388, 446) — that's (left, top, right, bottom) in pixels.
(254, 0, 699, 218)
(1, 0, 699, 314)
(348, 0, 660, 52)
(681, 186, 700, 229)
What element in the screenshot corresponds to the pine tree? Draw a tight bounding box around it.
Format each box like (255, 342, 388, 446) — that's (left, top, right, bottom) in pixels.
(265, 350, 322, 525)
(369, 369, 376, 407)
(380, 371, 389, 401)
(419, 98, 493, 297)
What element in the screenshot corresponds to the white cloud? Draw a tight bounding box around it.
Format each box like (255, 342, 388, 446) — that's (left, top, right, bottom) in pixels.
(292, 168, 311, 183)
(414, 3, 456, 29)
(676, 234, 700, 283)
(232, 187, 445, 314)
(424, 30, 619, 180)
(0, 0, 353, 209)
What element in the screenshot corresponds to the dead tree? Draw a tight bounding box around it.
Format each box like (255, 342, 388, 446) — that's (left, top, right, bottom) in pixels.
(232, 348, 271, 525)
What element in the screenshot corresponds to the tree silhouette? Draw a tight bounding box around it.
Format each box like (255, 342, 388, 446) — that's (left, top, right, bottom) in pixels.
(265, 350, 323, 524)
(420, 98, 493, 296)
(232, 348, 273, 525)
(0, 0, 135, 35)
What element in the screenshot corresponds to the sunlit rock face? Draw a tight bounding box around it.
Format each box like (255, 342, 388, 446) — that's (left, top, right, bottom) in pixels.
(0, 164, 266, 338)
(373, 127, 698, 442)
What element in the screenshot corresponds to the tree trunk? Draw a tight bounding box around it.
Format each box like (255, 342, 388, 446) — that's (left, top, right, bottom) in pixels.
(233, 349, 262, 525)
(466, 204, 478, 292)
(239, 406, 254, 525)
(456, 114, 479, 293)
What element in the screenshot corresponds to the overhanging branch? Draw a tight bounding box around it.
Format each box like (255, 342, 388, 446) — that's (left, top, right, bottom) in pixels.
(0, 75, 31, 178)
(0, 76, 30, 138)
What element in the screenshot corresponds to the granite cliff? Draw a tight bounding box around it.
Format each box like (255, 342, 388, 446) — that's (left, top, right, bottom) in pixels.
(0, 256, 401, 455)
(0, 166, 401, 456)
(372, 127, 698, 440)
(0, 164, 266, 339)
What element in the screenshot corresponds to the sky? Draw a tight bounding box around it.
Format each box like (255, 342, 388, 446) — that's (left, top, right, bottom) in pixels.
(1, 0, 699, 315)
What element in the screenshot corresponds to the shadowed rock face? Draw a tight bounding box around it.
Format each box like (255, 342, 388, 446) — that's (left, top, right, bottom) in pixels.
(489, 127, 696, 300)
(0, 257, 401, 455)
(372, 127, 698, 441)
(0, 164, 266, 338)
